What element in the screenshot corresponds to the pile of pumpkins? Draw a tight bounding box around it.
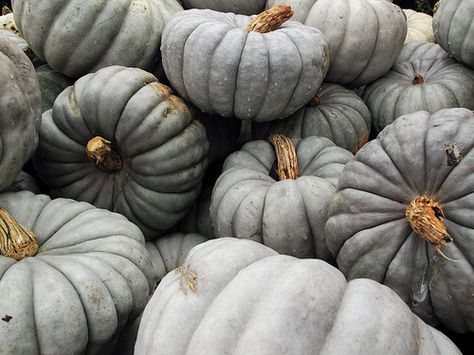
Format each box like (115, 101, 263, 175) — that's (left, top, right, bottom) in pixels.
(0, 0, 473, 354)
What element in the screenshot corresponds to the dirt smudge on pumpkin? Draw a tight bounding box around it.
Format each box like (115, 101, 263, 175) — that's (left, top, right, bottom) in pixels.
(352, 132, 369, 154)
(175, 265, 198, 295)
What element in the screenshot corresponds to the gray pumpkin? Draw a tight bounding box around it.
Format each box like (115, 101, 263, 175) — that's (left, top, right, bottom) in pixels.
(34, 66, 209, 240)
(2, 170, 41, 194)
(325, 108, 474, 333)
(363, 41, 474, 134)
(181, 0, 266, 15)
(433, 0, 474, 69)
(36, 64, 74, 113)
(253, 83, 371, 153)
(266, 0, 407, 87)
(13, 0, 183, 78)
(0, 191, 154, 355)
(161, 6, 330, 121)
(210, 136, 354, 259)
(135, 238, 461, 355)
(0, 32, 41, 191)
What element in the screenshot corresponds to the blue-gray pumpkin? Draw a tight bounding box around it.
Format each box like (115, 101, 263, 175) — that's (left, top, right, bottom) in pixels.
(161, 4, 330, 122)
(34, 66, 209, 239)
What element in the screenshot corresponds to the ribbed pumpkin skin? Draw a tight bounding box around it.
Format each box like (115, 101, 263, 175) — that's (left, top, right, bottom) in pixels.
(135, 238, 461, 355)
(363, 41, 474, 134)
(210, 137, 353, 259)
(161, 9, 330, 122)
(403, 9, 434, 44)
(267, 0, 407, 87)
(12, 0, 183, 78)
(325, 108, 474, 333)
(181, 0, 265, 15)
(0, 191, 154, 355)
(34, 66, 209, 240)
(252, 83, 371, 153)
(433, 0, 474, 69)
(178, 185, 215, 238)
(2, 171, 41, 194)
(36, 64, 74, 113)
(0, 32, 41, 191)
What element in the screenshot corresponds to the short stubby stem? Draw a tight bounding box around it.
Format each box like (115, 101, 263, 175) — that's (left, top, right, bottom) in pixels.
(309, 95, 321, 107)
(86, 136, 122, 173)
(247, 4, 294, 33)
(406, 195, 456, 261)
(269, 134, 299, 180)
(412, 73, 425, 85)
(0, 208, 38, 260)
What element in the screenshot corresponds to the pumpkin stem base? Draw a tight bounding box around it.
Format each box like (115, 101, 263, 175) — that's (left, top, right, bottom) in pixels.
(86, 136, 122, 173)
(406, 196, 457, 262)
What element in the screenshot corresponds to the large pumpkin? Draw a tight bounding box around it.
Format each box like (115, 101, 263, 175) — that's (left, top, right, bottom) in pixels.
(210, 135, 353, 259)
(0, 191, 154, 355)
(433, 0, 474, 69)
(161, 5, 330, 121)
(363, 41, 474, 134)
(12, 0, 183, 78)
(181, 0, 266, 15)
(0, 31, 41, 191)
(266, 0, 407, 87)
(325, 108, 474, 333)
(252, 83, 371, 153)
(135, 238, 461, 355)
(34, 66, 209, 239)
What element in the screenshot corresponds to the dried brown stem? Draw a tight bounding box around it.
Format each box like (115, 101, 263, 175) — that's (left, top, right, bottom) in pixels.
(269, 134, 299, 180)
(0, 208, 38, 260)
(412, 73, 425, 85)
(247, 4, 294, 33)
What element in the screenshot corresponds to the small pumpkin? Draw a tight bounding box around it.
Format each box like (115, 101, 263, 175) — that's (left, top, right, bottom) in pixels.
(0, 191, 154, 354)
(433, 0, 474, 69)
(403, 9, 434, 44)
(0, 31, 41, 191)
(363, 41, 474, 134)
(181, 0, 266, 15)
(135, 238, 462, 355)
(252, 83, 371, 154)
(210, 135, 353, 259)
(266, 0, 407, 87)
(13, 0, 183, 78)
(33, 66, 209, 239)
(161, 4, 330, 121)
(325, 108, 474, 332)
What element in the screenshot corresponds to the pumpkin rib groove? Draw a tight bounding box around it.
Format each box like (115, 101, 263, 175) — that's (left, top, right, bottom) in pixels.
(295, 181, 317, 251)
(380, 229, 413, 284)
(41, 1, 71, 64)
(64, 0, 117, 74)
(27, 260, 42, 355)
(330, 1, 350, 70)
(208, 29, 236, 115)
(445, 3, 463, 57)
(231, 30, 249, 118)
(33, 256, 90, 342)
(254, 34, 271, 119)
(461, 19, 474, 63)
(277, 30, 305, 117)
(351, 0, 380, 85)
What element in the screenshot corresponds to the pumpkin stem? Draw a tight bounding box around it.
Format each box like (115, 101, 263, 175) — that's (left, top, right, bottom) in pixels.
(269, 134, 299, 180)
(247, 4, 294, 33)
(309, 95, 321, 107)
(86, 136, 122, 173)
(412, 74, 425, 85)
(0, 208, 39, 260)
(406, 196, 458, 262)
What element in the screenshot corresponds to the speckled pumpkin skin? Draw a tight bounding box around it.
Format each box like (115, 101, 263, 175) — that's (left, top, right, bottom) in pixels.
(34, 66, 209, 240)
